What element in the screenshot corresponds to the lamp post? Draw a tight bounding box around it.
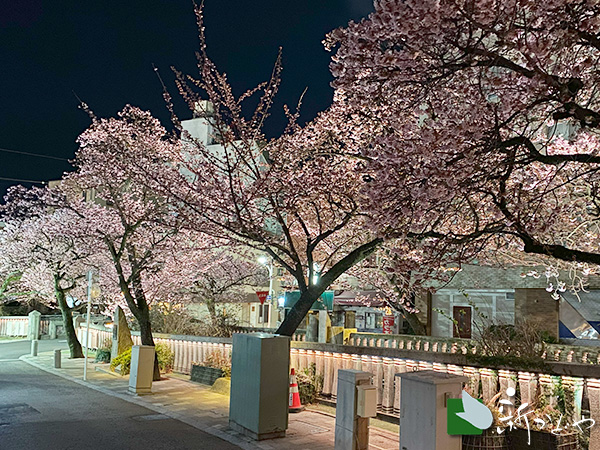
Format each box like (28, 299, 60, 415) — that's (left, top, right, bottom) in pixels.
(83, 269, 100, 381)
(83, 270, 93, 381)
(258, 256, 274, 328)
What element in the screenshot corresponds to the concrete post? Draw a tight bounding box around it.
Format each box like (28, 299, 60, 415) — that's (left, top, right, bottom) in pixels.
(331, 353, 342, 400)
(129, 345, 155, 395)
(318, 310, 329, 343)
(323, 351, 333, 396)
(54, 349, 61, 368)
(315, 350, 324, 382)
(518, 372, 538, 405)
(463, 366, 481, 396)
(290, 348, 299, 371)
(539, 374, 560, 408)
(480, 368, 498, 403)
(306, 314, 319, 342)
(398, 370, 467, 450)
(27, 310, 41, 341)
(73, 315, 85, 331)
(334, 369, 374, 450)
(382, 357, 394, 414)
(372, 356, 383, 410)
(298, 349, 307, 372)
(49, 322, 57, 339)
(562, 376, 585, 422)
(393, 359, 407, 415)
(229, 333, 290, 440)
(30, 340, 38, 356)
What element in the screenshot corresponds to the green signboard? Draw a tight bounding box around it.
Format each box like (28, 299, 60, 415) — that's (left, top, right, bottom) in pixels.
(283, 290, 334, 311)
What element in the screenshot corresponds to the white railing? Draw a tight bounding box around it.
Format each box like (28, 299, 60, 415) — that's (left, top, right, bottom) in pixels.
(349, 332, 600, 366)
(0, 316, 28, 336)
(77, 324, 599, 432)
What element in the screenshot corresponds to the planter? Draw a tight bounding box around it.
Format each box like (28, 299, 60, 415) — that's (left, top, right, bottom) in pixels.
(190, 364, 224, 386)
(510, 429, 579, 450)
(463, 430, 510, 450)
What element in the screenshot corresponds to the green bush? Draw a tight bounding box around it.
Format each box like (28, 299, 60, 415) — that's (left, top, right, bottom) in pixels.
(110, 348, 132, 375)
(296, 364, 323, 405)
(110, 343, 175, 376)
(155, 343, 175, 373)
(94, 338, 112, 363)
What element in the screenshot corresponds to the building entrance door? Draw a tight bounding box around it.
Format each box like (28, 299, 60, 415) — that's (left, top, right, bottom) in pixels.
(453, 306, 472, 339)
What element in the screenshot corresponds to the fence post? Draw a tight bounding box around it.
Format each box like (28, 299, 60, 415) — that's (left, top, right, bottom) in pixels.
(27, 311, 41, 341)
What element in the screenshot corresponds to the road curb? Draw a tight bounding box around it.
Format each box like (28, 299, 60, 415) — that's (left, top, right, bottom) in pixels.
(19, 354, 262, 450)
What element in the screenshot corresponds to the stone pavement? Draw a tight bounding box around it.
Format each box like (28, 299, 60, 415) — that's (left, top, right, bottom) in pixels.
(21, 351, 399, 450)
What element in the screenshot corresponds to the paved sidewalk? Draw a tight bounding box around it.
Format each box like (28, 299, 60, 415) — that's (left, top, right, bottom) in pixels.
(21, 352, 398, 450)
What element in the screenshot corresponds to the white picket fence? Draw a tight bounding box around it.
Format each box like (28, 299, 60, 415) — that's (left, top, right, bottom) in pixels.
(77, 324, 600, 426)
(0, 316, 28, 336)
(76, 326, 233, 375)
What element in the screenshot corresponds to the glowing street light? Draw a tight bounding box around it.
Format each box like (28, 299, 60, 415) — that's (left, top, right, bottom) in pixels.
(258, 255, 274, 327)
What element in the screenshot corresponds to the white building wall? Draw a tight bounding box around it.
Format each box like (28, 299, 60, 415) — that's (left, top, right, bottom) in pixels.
(431, 289, 515, 338)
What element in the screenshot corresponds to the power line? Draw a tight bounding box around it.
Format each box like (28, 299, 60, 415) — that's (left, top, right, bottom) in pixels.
(0, 147, 70, 162)
(0, 176, 45, 184)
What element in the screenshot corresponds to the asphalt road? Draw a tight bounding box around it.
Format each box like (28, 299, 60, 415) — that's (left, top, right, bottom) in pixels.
(0, 340, 240, 450)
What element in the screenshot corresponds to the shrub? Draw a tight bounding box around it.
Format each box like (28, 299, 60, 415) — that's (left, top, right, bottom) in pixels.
(155, 342, 175, 373)
(94, 338, 112, 363)
(110, 343, 175, 376)
(296, 364, 323, 405)
(110, 348, 132, 375)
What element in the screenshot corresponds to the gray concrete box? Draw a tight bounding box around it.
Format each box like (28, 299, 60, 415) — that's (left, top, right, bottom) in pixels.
(129, 345, 155, 395)
(335, 369, 373, 450)
(397, 370, 467, 450)
(229, 333, 290, 440)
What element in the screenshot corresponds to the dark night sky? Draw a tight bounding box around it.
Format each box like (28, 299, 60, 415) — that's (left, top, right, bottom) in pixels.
(0, 1, 374, 199)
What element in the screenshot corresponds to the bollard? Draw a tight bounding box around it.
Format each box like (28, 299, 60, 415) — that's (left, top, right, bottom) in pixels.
(30, 339, 39, 356)
(54, 349, 61, 368)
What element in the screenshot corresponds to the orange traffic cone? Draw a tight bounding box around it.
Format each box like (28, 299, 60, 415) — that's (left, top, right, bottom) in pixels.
(289, 368, 304, 413)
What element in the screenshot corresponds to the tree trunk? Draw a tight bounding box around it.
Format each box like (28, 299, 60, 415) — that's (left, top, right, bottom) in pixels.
(54, 281, 84, 358)
(206, 297, 217, 324)
(276, 289, 322, 336)
(275, 238, 384, 336)
(404, 311, 427, 335)
(138, 308, 161, 381)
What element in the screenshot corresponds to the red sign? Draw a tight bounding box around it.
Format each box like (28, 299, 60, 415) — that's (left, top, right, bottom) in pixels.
(256, 291, 269, 305)
(382, 315, 395, 334)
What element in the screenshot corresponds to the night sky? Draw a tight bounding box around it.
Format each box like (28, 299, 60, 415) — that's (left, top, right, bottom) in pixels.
(0, 1, 374, 199)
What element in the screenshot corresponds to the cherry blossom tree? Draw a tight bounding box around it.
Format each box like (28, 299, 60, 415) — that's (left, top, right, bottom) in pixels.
(0, 187, 99, 357)
(325, 0, 600, 288)
(177, 248, 266, 324)
(63, 106, 187, 379)
(134, 4, 387, 336)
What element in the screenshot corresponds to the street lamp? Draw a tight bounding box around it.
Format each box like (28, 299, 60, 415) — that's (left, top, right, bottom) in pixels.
(257, 256, 274, 327)
(83, 269, 100, 381)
